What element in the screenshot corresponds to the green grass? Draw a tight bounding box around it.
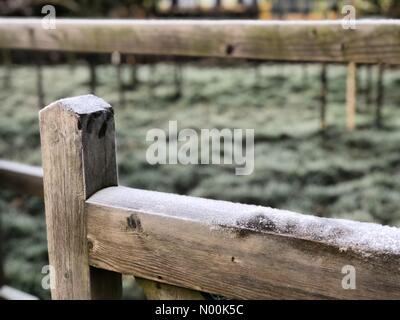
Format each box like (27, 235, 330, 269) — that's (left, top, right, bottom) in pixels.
(1, 62, 400, 298)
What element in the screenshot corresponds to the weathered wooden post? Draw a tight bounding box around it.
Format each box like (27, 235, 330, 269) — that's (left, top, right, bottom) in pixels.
(39, 94, 122, 299)
(346, 61, 357, 131)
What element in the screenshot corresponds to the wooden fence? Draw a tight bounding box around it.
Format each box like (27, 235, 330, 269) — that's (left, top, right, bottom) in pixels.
(1, 18, 399, 130)
(37, 94, 400, 299)
(1, 19, 400, 299)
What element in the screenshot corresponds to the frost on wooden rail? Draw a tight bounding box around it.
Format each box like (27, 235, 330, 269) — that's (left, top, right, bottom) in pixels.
(88, 186, 400, 258)
(86, 186, 400, 299)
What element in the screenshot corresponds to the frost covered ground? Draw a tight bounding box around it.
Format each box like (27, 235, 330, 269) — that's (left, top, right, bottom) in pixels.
(1, 62, 400, 298)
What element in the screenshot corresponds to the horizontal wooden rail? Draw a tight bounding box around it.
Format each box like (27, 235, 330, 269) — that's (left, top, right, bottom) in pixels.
(0, 161, 42, 300)
(0, 19, 399, 64)
(86, 186, 400, 300)
(0, 160, 43, 197)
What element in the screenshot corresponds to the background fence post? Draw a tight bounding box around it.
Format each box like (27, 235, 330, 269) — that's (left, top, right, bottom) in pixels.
(375, 64, 385, 128)
(2, 49, 12, 90)
(36, 55, 45, 109)
(39, 94, 122, 299)
(320, 63, 328, 130)
(346, 61, 357, 131)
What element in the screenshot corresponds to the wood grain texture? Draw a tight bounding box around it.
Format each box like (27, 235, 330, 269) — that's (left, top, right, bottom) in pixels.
(0, 160, 43, 197)
(86, 186, 400, 300)
(0, 19, 399, 64)
(39, 94, 122, 299)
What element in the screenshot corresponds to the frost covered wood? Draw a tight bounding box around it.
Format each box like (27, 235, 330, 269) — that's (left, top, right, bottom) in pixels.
(39, 95, 400, 299)
(39, 95, 122, 299)
(86, 186, 400, 299)
(88, 187, 400, 257)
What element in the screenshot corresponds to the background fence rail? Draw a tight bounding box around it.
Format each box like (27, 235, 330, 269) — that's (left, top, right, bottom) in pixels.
(0, 160, 43, 300)
(0, 160, 41, 299)
(0, 19, 399, 64)
(0, 160, 43, 197)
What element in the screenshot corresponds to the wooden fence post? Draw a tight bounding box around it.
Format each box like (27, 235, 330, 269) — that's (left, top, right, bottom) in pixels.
(320, 63, 328, 130)
(39, 94, 122, 299)
(36, 56, 45, 109)
(364, 65, 373, 109)
(2, 49, 12, 90)
(173, 62, 182, 100)
(88, 57, 97, 94)
(375, 64, 385, 128)
(112, 51, 125, 108)
(346, 61, 357, 131)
